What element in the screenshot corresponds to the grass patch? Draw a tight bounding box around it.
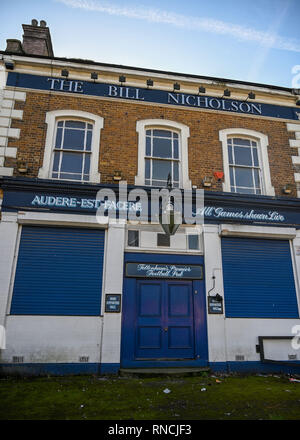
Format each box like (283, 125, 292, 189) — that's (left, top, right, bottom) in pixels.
(0, 374, 300, 420)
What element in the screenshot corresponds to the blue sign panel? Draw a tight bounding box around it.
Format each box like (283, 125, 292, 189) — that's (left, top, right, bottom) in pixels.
(2, 186, 300, 227)
(6, 72, 300, 121)
(126, 262, 203, 279)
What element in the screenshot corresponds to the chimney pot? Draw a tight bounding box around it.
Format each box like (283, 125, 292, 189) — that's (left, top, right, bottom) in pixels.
(31, 19, 38, 26)
(40, 20, 47, 27)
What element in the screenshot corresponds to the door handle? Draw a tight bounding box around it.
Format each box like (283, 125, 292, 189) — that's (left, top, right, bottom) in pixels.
(164, 327, 168, 332)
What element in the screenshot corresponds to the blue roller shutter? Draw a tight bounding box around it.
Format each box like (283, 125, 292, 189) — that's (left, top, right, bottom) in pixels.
(221, 237, 299, 318)
(10, 226, 105, 316)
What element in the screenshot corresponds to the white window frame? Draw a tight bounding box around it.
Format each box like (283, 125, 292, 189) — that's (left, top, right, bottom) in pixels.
(135, 119, 191, 189)
(219, 128, 275, 196)
(38, 110, 104, 183)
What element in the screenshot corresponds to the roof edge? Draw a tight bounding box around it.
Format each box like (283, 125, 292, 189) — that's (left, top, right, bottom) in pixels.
(0, 51, 293, 94)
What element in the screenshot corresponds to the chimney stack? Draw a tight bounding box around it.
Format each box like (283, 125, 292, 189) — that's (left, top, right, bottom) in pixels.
(5, 19, 54, 57)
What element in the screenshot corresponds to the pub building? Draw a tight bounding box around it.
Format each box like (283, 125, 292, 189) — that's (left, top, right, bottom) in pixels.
(0, 19, 299, 375)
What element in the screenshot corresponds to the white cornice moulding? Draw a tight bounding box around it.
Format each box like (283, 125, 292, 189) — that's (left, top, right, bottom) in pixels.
(1, 54, 296, 99)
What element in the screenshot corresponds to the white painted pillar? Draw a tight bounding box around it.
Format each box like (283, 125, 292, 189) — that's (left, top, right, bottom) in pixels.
(100, 219, 126, 367)
(203, 224, 227, 363)
(0, 212, 18, 331)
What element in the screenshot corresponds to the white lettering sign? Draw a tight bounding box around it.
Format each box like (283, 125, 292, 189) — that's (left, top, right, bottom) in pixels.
(47, 78, 84, 93)
(195, 206, 285, 222)
(31, 195, 142, 212)
(137, 264, 192, 278)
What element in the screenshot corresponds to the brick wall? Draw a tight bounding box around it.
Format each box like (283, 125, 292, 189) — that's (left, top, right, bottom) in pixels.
(6, 91, 297, 197)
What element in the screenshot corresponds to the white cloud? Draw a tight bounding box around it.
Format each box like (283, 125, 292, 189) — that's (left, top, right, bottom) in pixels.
(246, 1, 292, 82)
(55, 0, 300, 53)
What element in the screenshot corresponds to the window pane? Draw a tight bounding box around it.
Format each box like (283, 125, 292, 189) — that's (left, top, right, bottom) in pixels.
(233, 146, 253, 166)
(52, 172, 58, 178)
(235, 167, 253, 188)
(61, 152, 83, 174)
(157, 234, 170, 247)
(128, 230, 139, 247)
(84, 154, 90, 175)
(153, 138, 172, 158)
(65, 121, 86, 129)
(86, 131, 92, 151)
(146, 136, 151, 156)
(152, 159, 171, 181)
(63, 129, 85, 150)
(228, 145, 233, 164)
(153, 130, 172, 138)
(229, 166, 234, 185)
(52, 152, 60, 172)
(145, 158, 151, 179)
(253, 168, 260, 188)
(55, 127, 63, 148)
(232, 138, 251, 146)
(60, 173, 81, 180)
(152, 180, 168, 186)
(173, 139, 179, 159)
(188, 235, 199, 250)
(57, 121, 64, 127)
(173, 133, 178, 139)
(146, 130, 151, 136)
(237, 187, 255, 194)
(253, 148, 259, 166)
(87, 123, 93, 130)
(173, 162, 179, 181)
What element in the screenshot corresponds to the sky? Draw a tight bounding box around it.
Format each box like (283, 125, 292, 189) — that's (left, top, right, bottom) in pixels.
(1, 0, 300, 88)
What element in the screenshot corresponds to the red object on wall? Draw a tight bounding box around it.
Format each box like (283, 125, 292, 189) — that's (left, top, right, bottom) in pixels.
(214, 171, 224, 181)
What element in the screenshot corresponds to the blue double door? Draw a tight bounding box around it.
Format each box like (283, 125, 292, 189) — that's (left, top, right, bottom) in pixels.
(136, 279, 195, 359)
(121, 253, 208, 368)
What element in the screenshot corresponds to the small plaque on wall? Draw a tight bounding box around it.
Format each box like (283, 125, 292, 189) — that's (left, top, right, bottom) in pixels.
(208, 296, 223, 314)
(105, 294, 121, 313)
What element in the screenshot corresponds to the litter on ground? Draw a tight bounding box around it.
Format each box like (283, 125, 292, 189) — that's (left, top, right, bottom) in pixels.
(163, 388, 171, 394)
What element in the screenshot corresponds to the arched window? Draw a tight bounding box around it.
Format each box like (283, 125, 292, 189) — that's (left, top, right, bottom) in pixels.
(219, 128, 275, 196)
(39, 110, 103, 183)
(144, 128, 180, 187)
(51, 120, 93, 181)
(135, 119, 191, 189)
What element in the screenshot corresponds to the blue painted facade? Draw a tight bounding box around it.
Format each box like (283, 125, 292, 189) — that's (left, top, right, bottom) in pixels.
(1, 361, 299, 376)
(0, 180, 299, 376)
(6, 72, 300, 122)
(0, 363, 119, 376)
(121, 253, 208, 369)
(210, 361, 300, 375)
(2, 182, 300, 228)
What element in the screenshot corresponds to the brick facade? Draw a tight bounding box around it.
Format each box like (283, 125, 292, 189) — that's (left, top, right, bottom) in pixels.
(6, 90, 298, 197)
